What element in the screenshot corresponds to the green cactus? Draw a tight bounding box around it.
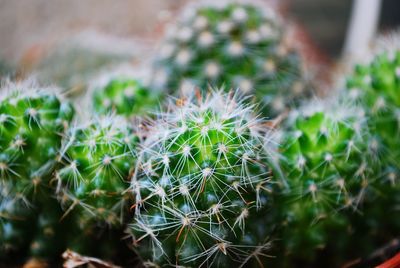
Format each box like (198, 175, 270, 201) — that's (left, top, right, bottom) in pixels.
(92, 77, 160, 117)
(277, 99, 378, 266)
(131, 90, 277, 267)
(0, 84, 73, 200)
(343, 48, 400, 262)
(346, 49, 400, 185)
(57, 116, 138, 226)
(0, 83, 74, 261)
(151, 1, 307, 117)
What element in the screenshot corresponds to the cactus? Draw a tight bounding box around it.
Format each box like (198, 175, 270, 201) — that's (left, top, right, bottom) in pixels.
(131, 90, 277, 267)
(345, 48, 400, 185)
(56, 116, 138, 226)
(0, 82, 75, 261)
(150, 1, 308, 117)
(0, 83, 74, 201)
(343, 46, 400, 261)
(276, 99, 378, 265)
(92, 77, 160, 117)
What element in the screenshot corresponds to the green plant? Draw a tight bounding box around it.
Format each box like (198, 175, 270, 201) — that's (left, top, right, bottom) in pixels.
(131, 90, 277, 267)
(56, 116, 138, 226)
(276, 99, 378, 266)
(0, 82, 74, 261)
(342, 47, 400, 260)
(92, 77, 160, 117)
(150, 1, 307, 117)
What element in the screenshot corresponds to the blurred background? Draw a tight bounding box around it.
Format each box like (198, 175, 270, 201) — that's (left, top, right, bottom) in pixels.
(1, 0, 399, 61)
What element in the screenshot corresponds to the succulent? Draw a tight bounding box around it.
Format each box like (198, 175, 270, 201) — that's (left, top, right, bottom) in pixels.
(277, 99, 378, 265)
(343, 47, 400, 261)
(150, 1, 307, 117)
(131, 90, 277, 267)
(0, 82, 74, 261)
(0, 84, 74, 201)
(92, 77, 160, 117)
(346, 48, 400, 185)
(56, 116, 138, 226)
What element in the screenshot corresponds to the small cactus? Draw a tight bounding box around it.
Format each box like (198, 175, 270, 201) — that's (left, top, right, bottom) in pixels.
(345, 48, 400, 184)
(342, 45, 400, 261)
(131, 90, 277, 267)
(92, 77, 160, 117)
(151, 1, 307, 117)
(0, 82, 74, 205)
(57, 116, 138, 226)
(277, 99, 377, 265)
(0, 81, 74, 261)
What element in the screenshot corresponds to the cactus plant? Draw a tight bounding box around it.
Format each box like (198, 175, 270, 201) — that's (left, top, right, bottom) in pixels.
(342, 46, 400, 261)
(56, 116, 138, 226)
(345, 48, 400, 185)
(0, 82, 75, 261)
(92, 77, 160, 117)
(276, 99, 378, 266)
(0, 83, 74, 201)
(131, 90, 277, 267)
(150, 1, 308, 117)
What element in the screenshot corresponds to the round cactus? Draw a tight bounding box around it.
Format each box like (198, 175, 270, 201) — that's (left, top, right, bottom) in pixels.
(92, 77, 160, 117)
(343, 46, 400, 262)
(346, 48, 400, 185)
(277, 99, 378, 264)
(131, 90, 277, 267)
(150, 1, 308, 117)
(0, 83, 74, 200)
(0, 82, 75, 261)
(57, 116, 138, 226)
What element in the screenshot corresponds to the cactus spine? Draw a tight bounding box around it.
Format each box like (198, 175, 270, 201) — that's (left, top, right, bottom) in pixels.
(151, 1, 307, 116)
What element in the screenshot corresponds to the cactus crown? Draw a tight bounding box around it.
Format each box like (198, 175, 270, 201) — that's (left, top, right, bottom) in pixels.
(151, 1, 306, 116)
(131, 90, 277, 267)
(92, 77, 159, 117)
(57, 116, 138, 225)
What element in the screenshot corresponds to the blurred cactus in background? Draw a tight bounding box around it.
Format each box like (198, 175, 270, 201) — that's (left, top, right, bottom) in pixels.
(28, 31, 144, 99)
(150, 1, 309, 117)
(131, 90, 277, 267)
(92, 77, 161, 118)
(275, 99, 378, 266)
(341, 44, 400, 262)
